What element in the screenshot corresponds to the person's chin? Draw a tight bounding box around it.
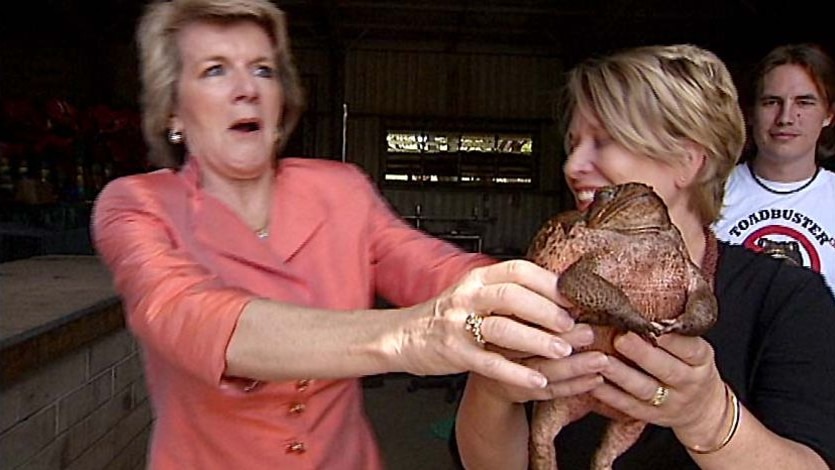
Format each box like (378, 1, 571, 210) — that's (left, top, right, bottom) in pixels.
(764, 146, 813, 162)
(225, 159, 272, 179)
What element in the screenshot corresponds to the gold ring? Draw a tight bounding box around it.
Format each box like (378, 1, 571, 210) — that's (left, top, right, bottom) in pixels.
(649, 385, 670, 407)
(464, 312, 486, 345)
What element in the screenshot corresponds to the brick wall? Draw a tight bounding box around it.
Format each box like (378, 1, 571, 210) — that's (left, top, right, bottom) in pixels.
(0, 328, 152, 469)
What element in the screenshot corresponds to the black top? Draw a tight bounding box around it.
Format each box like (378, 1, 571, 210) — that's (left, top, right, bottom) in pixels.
(554, 242, 835, 469)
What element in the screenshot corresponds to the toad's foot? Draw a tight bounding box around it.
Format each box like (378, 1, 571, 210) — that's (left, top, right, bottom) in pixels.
(652, 319, 681, 336)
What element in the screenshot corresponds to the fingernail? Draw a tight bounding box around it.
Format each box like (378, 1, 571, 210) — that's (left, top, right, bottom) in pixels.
(614, 333, 635, 352)
(590, 354, 608, 370)
(577, 325, 594, 345)
(531, 373, 548, 388)
(551, 339, 572, 357)
(555, 314, 574, 332)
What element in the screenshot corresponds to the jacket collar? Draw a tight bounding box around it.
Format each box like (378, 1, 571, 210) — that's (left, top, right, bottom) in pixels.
(180, 158, 325, 269)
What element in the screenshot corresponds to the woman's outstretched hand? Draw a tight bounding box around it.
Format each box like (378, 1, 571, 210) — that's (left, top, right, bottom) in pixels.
(392, 259, 595, 389)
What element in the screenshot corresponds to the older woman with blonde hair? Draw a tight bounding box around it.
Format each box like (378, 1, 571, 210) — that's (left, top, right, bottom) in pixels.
(455, 44, 835, 469)
(92, 0, 587, 468)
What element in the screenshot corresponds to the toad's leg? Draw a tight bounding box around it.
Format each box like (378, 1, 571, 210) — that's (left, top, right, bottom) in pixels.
(655, 263, 717, 336)
(591, 419, 646, 470)
(558, 257, 662, 342)
(530, 395, 594, 470)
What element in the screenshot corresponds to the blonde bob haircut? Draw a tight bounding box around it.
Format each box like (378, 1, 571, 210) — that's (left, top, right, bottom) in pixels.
(136, 0, 305, 168)
(563, 44, 746, 224)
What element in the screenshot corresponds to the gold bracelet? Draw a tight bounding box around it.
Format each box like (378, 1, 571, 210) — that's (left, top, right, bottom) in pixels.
(686, 384, 741, 455)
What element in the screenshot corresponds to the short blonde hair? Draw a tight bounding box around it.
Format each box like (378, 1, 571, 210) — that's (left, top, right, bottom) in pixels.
(563, 44, 745, 224)
(137, 0, 305, 168)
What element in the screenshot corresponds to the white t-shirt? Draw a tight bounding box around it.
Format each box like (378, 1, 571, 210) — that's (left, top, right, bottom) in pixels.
(713, 163, 835, 294)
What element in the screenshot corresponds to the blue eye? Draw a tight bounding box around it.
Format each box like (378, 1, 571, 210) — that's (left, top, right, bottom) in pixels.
(254, 65, 275, 78)
(204, 64, 224, 77)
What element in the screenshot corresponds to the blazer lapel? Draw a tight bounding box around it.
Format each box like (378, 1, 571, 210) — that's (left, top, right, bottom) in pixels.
(179, 160, 282, 273)
(184, 159, 325, 270)
(270, 161, 326, 263)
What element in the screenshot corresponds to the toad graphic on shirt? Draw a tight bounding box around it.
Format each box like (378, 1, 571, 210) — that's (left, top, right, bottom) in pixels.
(754, 237, 804, 266)
(741, 223, 822, 270)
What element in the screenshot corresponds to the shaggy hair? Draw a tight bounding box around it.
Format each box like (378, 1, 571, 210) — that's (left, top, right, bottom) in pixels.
(749, 43, 835, 161)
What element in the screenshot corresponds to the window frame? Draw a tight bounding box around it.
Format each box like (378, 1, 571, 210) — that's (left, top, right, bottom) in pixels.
(381, 123, 539, 190)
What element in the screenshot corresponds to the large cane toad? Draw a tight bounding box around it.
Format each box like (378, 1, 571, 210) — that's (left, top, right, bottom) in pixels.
(526, 182, 717, 470)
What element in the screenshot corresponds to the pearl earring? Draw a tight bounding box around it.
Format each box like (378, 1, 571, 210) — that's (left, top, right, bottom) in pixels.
(168, 129, 184, 144)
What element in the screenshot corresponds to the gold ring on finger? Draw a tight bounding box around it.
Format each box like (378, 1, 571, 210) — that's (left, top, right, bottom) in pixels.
(464, 312, 486, 345)
(648, 385, 670, 407)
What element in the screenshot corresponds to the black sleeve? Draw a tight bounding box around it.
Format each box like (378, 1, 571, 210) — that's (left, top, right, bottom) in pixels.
(749, 264, 835, 467)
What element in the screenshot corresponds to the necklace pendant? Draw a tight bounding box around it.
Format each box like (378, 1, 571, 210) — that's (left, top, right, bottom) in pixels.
(255, 228, 269, 239)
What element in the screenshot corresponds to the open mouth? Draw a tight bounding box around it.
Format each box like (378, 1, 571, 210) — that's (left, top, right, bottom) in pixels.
(230, 119, 262, 133)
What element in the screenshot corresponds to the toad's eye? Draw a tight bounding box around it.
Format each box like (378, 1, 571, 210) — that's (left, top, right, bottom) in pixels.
(595, 187, 615, 202)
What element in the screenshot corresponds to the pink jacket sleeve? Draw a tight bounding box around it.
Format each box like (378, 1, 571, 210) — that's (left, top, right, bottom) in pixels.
(92, 175, 253, 386)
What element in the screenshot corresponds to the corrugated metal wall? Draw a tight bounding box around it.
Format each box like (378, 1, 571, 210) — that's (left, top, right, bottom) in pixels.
(344, 49, 562, 118)
(295, 45, 572, 255)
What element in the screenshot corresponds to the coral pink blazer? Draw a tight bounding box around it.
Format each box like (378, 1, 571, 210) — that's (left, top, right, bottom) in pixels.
(93, 158, 492, 469)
